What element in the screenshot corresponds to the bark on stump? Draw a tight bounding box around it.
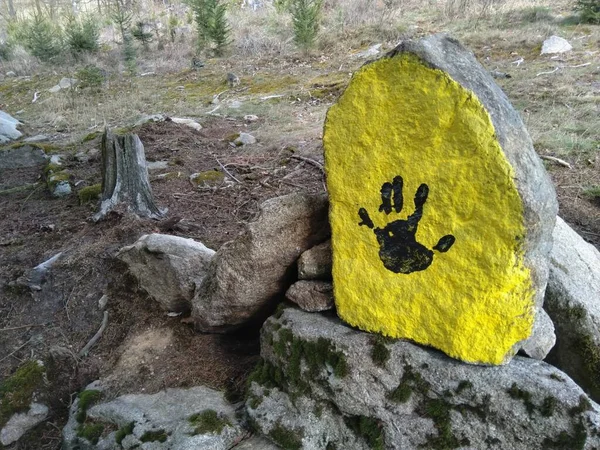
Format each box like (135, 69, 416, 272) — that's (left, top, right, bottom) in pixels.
(93, 128, 164, 221)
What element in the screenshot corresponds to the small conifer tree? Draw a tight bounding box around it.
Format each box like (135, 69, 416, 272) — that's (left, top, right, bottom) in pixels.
(289, 0, 323, 52)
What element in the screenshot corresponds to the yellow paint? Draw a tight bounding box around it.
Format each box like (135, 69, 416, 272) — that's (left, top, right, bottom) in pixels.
(323, 54, 534, 365)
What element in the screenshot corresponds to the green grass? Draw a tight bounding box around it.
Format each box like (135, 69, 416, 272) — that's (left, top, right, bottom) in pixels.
(0, 360, 45, 428)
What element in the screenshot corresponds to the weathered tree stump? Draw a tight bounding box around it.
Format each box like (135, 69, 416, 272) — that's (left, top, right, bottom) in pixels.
(93, 128, 164, 222)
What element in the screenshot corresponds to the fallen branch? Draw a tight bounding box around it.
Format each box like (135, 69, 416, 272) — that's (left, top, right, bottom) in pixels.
(261, 94, 285, 101)
(536, 67, 560, 77)
(79, 311, 108, 357)
(290, 155, 324, 172)
(0, 323, 45, 332)
(216, 158, 241, 183)
(0, 338, 33, 363)
(0, 183, 40, 196)
(540, 155, 571, 169)
(569, 63, 591, 68)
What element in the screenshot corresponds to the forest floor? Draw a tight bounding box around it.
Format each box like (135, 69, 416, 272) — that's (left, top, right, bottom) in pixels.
(0, 3, 599, 448)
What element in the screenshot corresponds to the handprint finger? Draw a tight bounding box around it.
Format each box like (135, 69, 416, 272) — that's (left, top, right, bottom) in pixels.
(407, 183, 429, 227)
(433, 235, 456, 253)
(358, 208, 374, 228)
(379, 182, 393, 214)
(392, 176, 403, 213)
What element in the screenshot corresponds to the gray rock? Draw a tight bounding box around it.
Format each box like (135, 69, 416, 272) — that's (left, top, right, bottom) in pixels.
(298, 240, 332, 280)
(24, 134, 49, 143)
(6, 71, 16, 77)
(170, 117, 202, 131)
(233, 436, 280, 449)
(244, 115, 259, 122)
(0, 110, 22, 143)
(247, 307, 600, 450)
(63, 383, 245, 450)
(0, 145, 47, 169)
(48, 77, 78, 93)
(118, 234, 215, 312)
(520, 309, 556, 360)
(544, 216, 600, 402)
(147, 160, 169, 170)
(52, 180, 72, 198)
(192, 193, 329, 332)
(234, 132, 256, 146)
(285, 280, 334, 312)
(134, 113, 166, 127)
(1, 403, 49, 446)
(541, 36, 572, 54)
(353, 43, 382, 59)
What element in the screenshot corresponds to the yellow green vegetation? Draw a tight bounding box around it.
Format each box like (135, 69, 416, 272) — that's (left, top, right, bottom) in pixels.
(188, 409, 231, 435)
(140, 429, 168, 442)
(190, 170, 225, 186)
(78, 184, 102, 205)
(343, 415, 384, 450)
(82, 131, 100, 142)
(248, 75, 299, 94)
(115, 422, 135, 444)
(268, 422, 303, 450)
(0, 360, 45, 428)
(324, 52, 534, 365)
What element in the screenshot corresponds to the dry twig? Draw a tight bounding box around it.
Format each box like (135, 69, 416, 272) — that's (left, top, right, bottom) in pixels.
(78, 311, 108, 357)
(216, 158, 241, 183)
(536, 67, 560, 77)
(540, 155, 571, 169)
(290, 155, 324, 172)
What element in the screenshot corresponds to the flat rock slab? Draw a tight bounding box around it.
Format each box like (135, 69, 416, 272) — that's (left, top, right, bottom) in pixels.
(323, 34, 558, 365)
(0, 145, 47, 169)
(247, 307, 600, 450)
(63, 384, 245, 450)
(545, 217, 600, 402)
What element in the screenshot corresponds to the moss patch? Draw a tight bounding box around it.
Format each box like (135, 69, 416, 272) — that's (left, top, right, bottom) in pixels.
(78, 422, 105, 444)
(344, 415, 384, 450)
(190, 170, 225, 187)
(0, 360, 45, 428)
(370, 335, 391, 368)
(574, 333, 600, 396)
(76, 389, 102, 423)
(268, 422, 303, 450)
(115, 422, 135, 444)
(388, 365, 430, 404)
(140, 429, 168, 442)
(188, 409, 231, 435)
(78, 184, 102, 204)
(543, 420, 588, 450)
(82, 131, 100, 142)
(421, 398, 470, 449)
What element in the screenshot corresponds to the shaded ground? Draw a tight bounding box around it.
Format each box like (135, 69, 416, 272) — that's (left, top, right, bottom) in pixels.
(0, 118, 324, 449)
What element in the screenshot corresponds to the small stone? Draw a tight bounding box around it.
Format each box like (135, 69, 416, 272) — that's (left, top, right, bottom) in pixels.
(1, 403, 49, 446)
(541, 36, 572, 54)
(52, 180, 71, 198)
(134, 114, 165, 127)
(353, 43, 382, 59)
(147, 160, 169, 170)
(298, 240, 332, 280)
(520, 309, 555, 360)
(234, 132, 256, 146)
(170, 117, 202, 131)
(6, 71, 16, 77)
(244, 114, 259, 122)
(24, 134, 49, 143)
(286, 280, 334, 312)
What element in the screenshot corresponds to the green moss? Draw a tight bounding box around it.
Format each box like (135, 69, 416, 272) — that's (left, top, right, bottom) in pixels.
(189, 409, 231, 435)
(190, 170, 225, 187)
(247, 393, 263, 409)
(550, 373, 566, 382)
(344, 415, 384, 450)
(140, 429, 168, 442)
(273, 302, 288, 319)
(268, 422, 303, 449)
(506, 383, 536, 416)
(82, 131, 100, 142)
(388, 365, 430, 404)
(115, 422, 135, 444)
(575, 333, 600, 394)
(77, 423, 104, 444)
(569, 395, 592, 417)
(455, 380, 473, 394)
(246, 358, 286, 392)
(224, 133, 240, 142)
(43, 163, 62, 176)
(541, 396, 557, 417)
(76, 390, 102, 423)
(370, 335, 391, 368)
(422, 398, 469, 449)
(543, 420, 587, 450)
(0, 360, 45, 428)
(78, 184, 102, 204)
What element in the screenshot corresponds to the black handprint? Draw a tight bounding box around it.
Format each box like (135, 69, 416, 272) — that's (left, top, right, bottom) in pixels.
(358, 176, 455, 274)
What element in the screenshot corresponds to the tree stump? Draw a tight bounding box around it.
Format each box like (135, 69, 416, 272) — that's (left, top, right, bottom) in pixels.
(93, 128, 164, 221)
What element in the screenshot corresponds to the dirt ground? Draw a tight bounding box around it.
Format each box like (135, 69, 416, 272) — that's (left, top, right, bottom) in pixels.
(0, 118, 325, 449)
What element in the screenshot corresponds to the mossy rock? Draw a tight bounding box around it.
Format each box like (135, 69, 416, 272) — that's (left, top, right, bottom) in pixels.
(78, 184, 102, 205)
(188, 409, 231, 435)
(190, 170, 225, 187)
(0, 360, 45, 428)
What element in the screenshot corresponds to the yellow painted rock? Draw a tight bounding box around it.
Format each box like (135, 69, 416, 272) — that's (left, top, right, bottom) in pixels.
(323, 35, 558, 365)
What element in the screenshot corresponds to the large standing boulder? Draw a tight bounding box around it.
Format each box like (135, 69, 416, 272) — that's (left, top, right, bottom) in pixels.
(0, 110, 22, 143)
(117, 234, 215, 313)
(62, 383, 247, 450)
(544, 217, 600, 402)
(323, 34, 558, 365)
(247, 307, 600, 450)
(192, 193, 329, 332)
